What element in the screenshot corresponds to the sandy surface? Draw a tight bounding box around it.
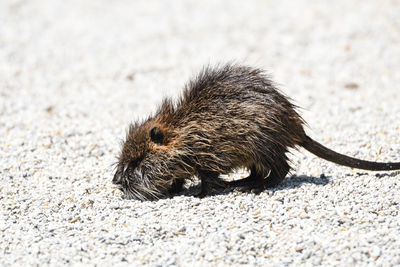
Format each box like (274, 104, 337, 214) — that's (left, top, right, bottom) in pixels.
(1, 0, 400, 266)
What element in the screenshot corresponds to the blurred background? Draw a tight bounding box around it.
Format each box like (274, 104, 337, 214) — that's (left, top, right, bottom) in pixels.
(2, 0, 399, 120)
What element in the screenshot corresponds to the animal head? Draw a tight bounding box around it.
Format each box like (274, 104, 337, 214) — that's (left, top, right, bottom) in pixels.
(113, 120, 193, 200)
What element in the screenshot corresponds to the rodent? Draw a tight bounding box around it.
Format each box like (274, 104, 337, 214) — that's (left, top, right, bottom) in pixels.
(112, 64, 400, 200)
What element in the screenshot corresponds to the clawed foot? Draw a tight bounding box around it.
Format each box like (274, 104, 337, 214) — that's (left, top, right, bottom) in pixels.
(195, 180, 229, 198)
(229, 180, 265, 194)
(226, 175, 265, 194)
(233, 185, 265, 194)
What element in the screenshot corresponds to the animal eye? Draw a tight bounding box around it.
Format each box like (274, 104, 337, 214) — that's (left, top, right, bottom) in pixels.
(130, 158, 142, 170)
(150, 126, 164, 145)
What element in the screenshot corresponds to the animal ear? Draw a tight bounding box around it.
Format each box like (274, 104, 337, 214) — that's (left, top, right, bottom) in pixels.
(149, 126, 164, 145)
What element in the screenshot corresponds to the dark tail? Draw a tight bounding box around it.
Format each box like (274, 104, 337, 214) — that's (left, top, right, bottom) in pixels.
(301, 135, 400, 171)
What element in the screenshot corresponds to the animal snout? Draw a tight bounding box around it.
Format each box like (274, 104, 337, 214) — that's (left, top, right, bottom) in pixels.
(112, 172, 122, 185)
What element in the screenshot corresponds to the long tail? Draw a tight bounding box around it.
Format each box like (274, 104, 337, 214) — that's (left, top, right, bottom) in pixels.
(300, 135, 400, 171)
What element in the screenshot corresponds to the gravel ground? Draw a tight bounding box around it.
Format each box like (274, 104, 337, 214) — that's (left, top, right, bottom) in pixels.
(1, 0, 400, 266)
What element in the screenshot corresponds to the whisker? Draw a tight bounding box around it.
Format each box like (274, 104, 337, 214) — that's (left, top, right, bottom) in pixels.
(123, 163, 129, 175)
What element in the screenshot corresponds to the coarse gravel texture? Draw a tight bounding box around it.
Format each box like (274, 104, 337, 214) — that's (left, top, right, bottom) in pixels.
(1, 0, 400, 266)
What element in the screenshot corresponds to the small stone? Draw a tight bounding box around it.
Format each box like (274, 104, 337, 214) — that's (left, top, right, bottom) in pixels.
(344, 82, 359, 89)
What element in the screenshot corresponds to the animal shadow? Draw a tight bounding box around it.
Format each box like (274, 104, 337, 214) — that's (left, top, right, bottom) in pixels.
(175, 174, 331, 198)
(280, 174, 330, 189)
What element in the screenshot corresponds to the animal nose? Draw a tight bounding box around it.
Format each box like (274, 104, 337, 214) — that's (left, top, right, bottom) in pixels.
(112, 172, 122, 185)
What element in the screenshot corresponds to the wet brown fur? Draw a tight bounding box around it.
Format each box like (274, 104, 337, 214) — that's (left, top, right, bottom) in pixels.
(113, 64, 400, 200)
